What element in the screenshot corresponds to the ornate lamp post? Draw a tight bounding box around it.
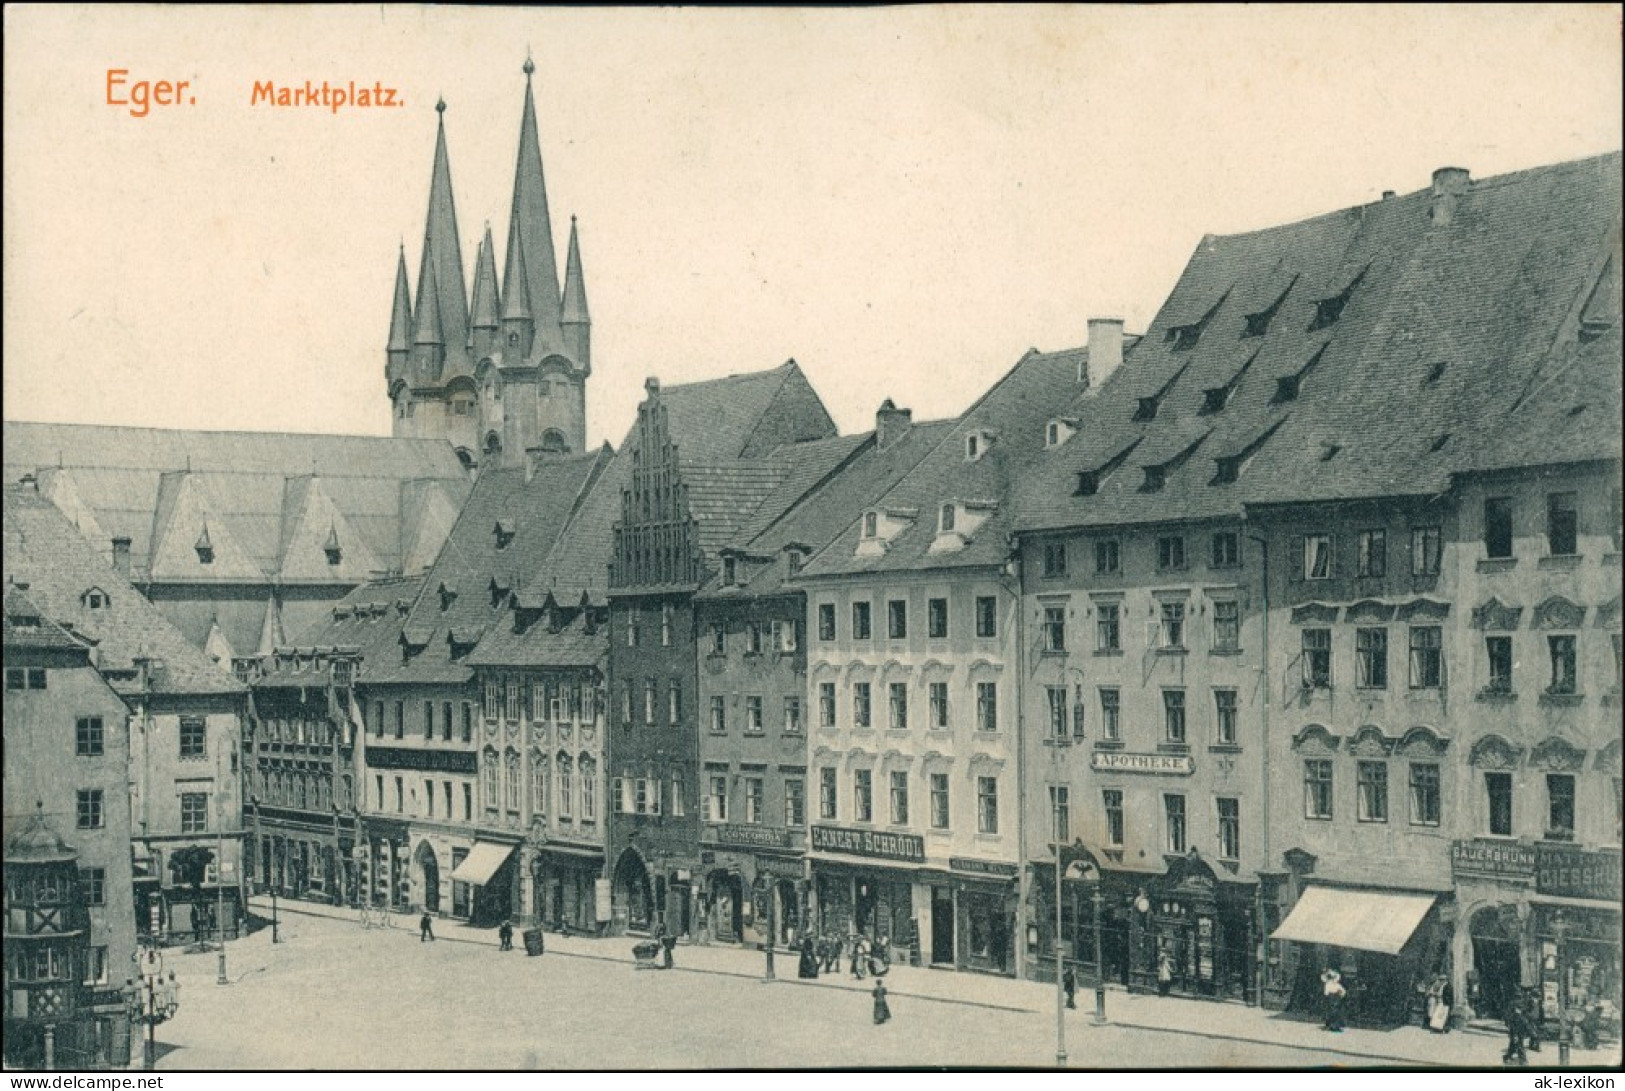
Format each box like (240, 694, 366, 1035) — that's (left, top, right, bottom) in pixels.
(1554, 910, 1570, 1066)
(123, 949, 179, 1071)
(1091, 882, 1107, 1024)
(761, 878, 776, 982)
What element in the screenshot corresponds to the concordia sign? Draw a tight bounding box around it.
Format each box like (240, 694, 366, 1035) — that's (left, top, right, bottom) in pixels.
(708, 823, 791, 850)
(1089, 751, 1194, 776)
(810, 825, 925, 863)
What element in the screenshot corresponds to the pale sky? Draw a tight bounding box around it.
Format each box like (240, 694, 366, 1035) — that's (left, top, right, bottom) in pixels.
(4, 5, 1620, 448)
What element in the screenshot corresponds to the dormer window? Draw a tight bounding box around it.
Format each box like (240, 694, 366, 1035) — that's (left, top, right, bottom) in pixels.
(82, 589, 109, 610)
(1308, 268, 1367, 332)
(1202, 388, 1229, 413)
(1275, 375, 1301, 402)
(723, 557, 737, 585)
(494, 520, 515, 549)
(324, 526, 342, 566)
(1166, 324, 1202, 351)
(195, 525, 214, 565)
(1143, 466, 1167, 492)
(1320, 443, 1342, 462)
(438, 583, 457, 611)
(1424, 362, 1447, 386)
(1212, 458, 1240, 486)
(1046, 419, 1077, 449)
(1075, 471, 1100, 497)
(966, 435, 980, 460)
(1134, 397, 1160, 422)
(940, 504, 956, 533)
(863, 512, 879, 539)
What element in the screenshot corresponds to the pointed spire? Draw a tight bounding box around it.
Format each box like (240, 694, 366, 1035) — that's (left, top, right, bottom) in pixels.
(387, 244, 413, 353)
(503, 60, 563, 352)
(256, 590, 285, 657)
(470, 224, 501, 329)
(501, 208, 531, 322)
(562, 215, 590, 325)
(415, 102, 469, 353)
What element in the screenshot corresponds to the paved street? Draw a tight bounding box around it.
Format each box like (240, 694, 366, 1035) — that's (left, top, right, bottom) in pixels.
(120, 899, 1622, 1070)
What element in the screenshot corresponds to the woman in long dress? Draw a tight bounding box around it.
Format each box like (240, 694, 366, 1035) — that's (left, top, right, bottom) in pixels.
(798, 936, 819, 979)
(872, 980, 891, 1025)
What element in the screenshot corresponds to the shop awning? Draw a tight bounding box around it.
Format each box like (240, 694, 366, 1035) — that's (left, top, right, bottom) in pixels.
(1271, 886, 1436, 956)
(450, 841, 515, 886)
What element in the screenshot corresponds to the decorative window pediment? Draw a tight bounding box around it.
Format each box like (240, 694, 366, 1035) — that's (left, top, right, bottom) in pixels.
(1596, 738, 1622, 776)
(1346, 600, 1396, 624)
(1347, 724, 1395, 758)
(1472, 597, 1524, 632)
(1594, 595, 1621, 631)
(1468, 734, 1523, 770)
(1529, 736, 1587, 772)
(1291, 602, 1339, 625)
(1534, 595, 1586, 631)
(1397, 598, 1451, 622)
(1396, 725, 1450, 757)
(1291, 723, 1340, 755)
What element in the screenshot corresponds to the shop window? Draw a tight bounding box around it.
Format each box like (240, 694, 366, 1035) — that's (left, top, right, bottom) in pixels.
(1485, 771, 1513, 836)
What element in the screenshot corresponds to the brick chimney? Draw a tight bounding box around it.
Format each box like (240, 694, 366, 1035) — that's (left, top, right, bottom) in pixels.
(875, 399, 913, 448)
(111, 537, 132, 577)
(1086, 318, 1124, 387)
(1430, 167, 1470, 226)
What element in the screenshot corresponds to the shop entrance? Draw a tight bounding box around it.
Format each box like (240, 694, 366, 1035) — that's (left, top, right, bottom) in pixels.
(709, 870, 743, 942)
(613, 849, 653, 933)
(1471, 925, 1523, 1019)
(414, 842, 440, 913)
(964, 890, 1011, 973)
(931, 886, 955, 966)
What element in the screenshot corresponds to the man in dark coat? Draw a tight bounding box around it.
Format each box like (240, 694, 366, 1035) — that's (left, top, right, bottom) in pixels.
(498, 919, 514, 951)
(872, 980, 891, 1025)
(1503, 996, 1530, 1065)
(420, 912, 435, 942)
(1063, 967, 1077, 1009)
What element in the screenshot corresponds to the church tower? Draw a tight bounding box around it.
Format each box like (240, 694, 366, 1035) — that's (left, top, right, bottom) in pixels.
(387, 62, 591, 472)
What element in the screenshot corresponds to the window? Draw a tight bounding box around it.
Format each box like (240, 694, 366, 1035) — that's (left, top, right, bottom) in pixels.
(1409, 626, 1443, 689)
(482, 753, 499, 810)
(424, 701, 435, 739)
(820, 768, 838, 820)
(975, 681, 997, 732)
(940, 504, 956, 533)
(179, 716, 207, 759)
(887, 599, 908, 640)
(854, 769, 873, 822)
(1304, 760, 1333, 819)
(1046, 687, 1069, 739)
(393, 702, 404, 739)
(723, 557, 737, 586)
(744, 777, 765, 824)
(1157, 535, 1187, 571)
(853, 683, 872, 728)
(887, 683, 907, 729)
(1357, 529, 1387, 577)
(1043, 542, 1068, 577)
(1547, 492, 1578, 555)
(852, 602, 872, 641)
(374, 775, 384, 810)
(928, 597, 948, 639)
(426, 777, 436, 817)
(1547, 634, 1577, 694)
(709, 624, 725, 656)
(976, 776, 999, 834)
(1484, 498, 1514, 559)
(505, 681, 522, 722)
(776, 619, 799, 652)
(82, 946, 107, 987)
(1103, 789, 1124, 846)
(76, 789, 104, 829)
(863, 512, 879, 538)
(505, 753, 521, 813)
(5, 669, 22, 691)
(747, 624, 763, 656)
(710, 696, 726, 734)
(531, 756, 548, 816)
(75, 717, 104, 757)
(1097, 603, 1121, 652)
(1164, 794, 1187, 854)
(644, 679, 656, 725)
(1547, 774, 1575, 839)
(1411, 526, 1442, 576)
(1042, 604, 1067, 652)
(1212, 600, 1239, 652)
(483, 680, 499, 721)
(1217, 798, 1240, 859)
(463, 783, 472, 820)
(784, 696, 803, 733)
(889, 771, 910, 825)
(81, 867, 106, 907)
(1355, 628, 1389, 689)
(1302, 629, 1331, 688)
(670, 773, 685, 817)
(928, 772, 950, 829)
(818, 604, 836, 642)
(581, 758, 596, 821)
(462, 704, 473, 742)
(1210, 532, 1240, 568)
(818, 682, 836, 728)
(1213, 689, 1237, 745)
(708, 774, 728, 822)
(1050, 786, 1070, 842)
(975, 596, 997, 638)
(1099, 688, 1121, 741)
(1095, 539, 1120, 575)
(1409, 763, 1441, 826)
(928, 682, 949, 729)
(180, 791, 209, 834)
(660, 604, 673, 646)
(1303, 534, 1332, 580)
(785, 777, 806, 827)
(1163, 689, 1186, 744)
(626, 612, 639, 647)
(1357, 762, 1389, 822)
(443, 701, 453, 741)
(1486, 771, 1513, 836)
(1160, 602, 1185, 649)
(1485, 636, 1514, 693)
(669, 683, 683, 724)
(746, 695, 764, 734)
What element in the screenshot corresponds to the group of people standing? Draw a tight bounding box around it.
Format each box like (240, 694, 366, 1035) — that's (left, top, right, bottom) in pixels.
(796, 932, 892, 981)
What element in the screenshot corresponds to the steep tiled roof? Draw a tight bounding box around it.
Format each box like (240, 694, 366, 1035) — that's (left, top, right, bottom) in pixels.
(3, 422, 470, 582)
(799, 345, 1098, 578)
(279, 575, 426, 683)
(2, 584, 87, 653)
(658, 361, 837, 465)
(1016, 152, 1623, 531)
(3, 485, 243, 696)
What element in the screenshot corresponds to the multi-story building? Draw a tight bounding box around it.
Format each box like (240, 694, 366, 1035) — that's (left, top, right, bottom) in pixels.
(796, 336, 1118, 976)
(3, 584, 137, 1070)
(693, 402, 951, 947)
(5, 483, 248, 947)
(606, 365, 838, 935)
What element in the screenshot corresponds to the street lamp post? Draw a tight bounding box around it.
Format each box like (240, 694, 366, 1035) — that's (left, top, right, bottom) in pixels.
(763, 882, 776, 982)
(1554, 910, 1570, 1066)
(1052, 735, 1069, 1068)
(1092, 884, 1107, 1024)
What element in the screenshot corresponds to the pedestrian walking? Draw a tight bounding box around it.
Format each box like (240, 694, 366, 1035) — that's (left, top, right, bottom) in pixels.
(1503, 996, 1530, 1065)
(1156, 949, 1174, 998)
(798, 936, 820, 979)
(1522, 990, 1543, 1054)
(419, 911, 435, 942)
(869, 934, 891, 978)
(1063, 966, 1077, 1010)
(824, 933, 841, 975)
(1320, 968, 1347, 1032)
(660, 926, 676, 970)
(872, 979, 891, 1025)
(851, 934, 868, 980)
(498, 919, 514, 951)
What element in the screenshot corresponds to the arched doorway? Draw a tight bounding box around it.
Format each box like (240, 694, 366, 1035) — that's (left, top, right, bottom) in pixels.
(415, 842, 441, 914)
(1469, 905, 1522, 1020)
(613, 849, 653, 933)
(709, 870, 744, 943)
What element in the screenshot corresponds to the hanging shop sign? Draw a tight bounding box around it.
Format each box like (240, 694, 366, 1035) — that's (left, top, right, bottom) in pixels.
(1089, 751, 1194, 776)
(810, 825, 925, 863)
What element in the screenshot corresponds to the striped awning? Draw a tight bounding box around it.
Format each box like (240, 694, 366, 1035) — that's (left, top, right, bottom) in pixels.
(1271, 886, 1436, 956)
(449, 841, 515, 886)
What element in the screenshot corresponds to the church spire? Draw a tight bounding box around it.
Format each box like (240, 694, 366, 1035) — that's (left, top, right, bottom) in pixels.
(388, 244, 413, 352)
(502, 60, 563, 356)
(415, 99, 469, 359)
(561, 216, 591, 374)
(470, 224, 500, 331)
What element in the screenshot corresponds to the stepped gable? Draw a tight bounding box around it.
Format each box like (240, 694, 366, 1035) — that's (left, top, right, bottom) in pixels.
(1015, 151, 1623, 533)
(3, 484, 242, 696)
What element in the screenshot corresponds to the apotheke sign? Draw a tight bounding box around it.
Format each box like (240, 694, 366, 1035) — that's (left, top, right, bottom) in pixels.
(1089, 751, 1194, 776)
